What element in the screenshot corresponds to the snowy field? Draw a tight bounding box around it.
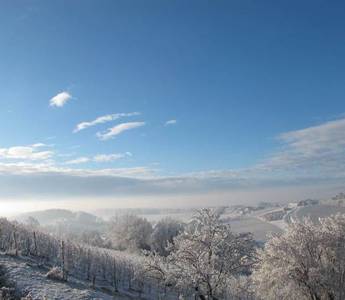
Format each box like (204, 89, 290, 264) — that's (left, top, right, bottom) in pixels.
(293, 204, 345, 223)
(225, 216, 282, 242)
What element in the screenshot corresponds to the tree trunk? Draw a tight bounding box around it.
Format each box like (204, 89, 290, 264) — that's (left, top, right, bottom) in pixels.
(61, 240, 67, 281)
(92, 274, 96, 288)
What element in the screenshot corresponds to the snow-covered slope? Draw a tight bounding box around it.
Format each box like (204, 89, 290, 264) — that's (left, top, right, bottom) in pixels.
(0, 254, 131, 300)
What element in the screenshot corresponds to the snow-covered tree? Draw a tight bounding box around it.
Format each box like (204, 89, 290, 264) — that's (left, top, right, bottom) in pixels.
(225, 276, 256, 300)
(109, 214, 153, 251)
(150, 218, 183, 256)
(79, 230, 110, 248)
(254, 214, 345, 300)
(167, 208, 256, 299)
(24, 216, 40, 229)
(141, 251, 174, 298)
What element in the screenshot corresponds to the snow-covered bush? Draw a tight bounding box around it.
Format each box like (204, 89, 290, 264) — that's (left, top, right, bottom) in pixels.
(46, 266, 64, 281)
(0, 287, 17, 300)
(0, 264, 21, 299)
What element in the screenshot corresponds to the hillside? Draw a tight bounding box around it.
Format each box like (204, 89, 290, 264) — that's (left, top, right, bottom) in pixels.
(0, 254, 130, 300)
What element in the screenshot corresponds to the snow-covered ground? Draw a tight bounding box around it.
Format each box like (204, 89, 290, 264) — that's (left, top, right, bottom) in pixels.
(0, 254, 132, 300)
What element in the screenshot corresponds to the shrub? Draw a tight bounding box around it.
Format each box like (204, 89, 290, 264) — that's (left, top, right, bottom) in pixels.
(46, 267, 64, 281)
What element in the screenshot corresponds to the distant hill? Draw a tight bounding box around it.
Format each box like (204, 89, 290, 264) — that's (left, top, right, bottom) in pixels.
(13, 209, 106, 233)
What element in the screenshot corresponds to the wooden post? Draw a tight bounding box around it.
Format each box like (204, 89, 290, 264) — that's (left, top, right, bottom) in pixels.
(13, 229, 18, 256)
(33, 231, 38, 256)
(113, 258, 118, 292)
(61, 240, 67, 281)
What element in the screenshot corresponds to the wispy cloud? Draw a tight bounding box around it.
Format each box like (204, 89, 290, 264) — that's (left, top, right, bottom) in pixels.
(260, 117, 345, 175)
(0, 161, 154, 179)
(65, 152, 132, 164)
(170, 116, 345, 188)
(49, 91, 72, 107)
(65, 157, 90, 165)
(165, 119, 177, 126)
(74, 112, 140, 132)
(0, 144, 53, 161)
(94, 152, 131, 162)
(31, 143, 47, 148)
(96, 122, 145, 140)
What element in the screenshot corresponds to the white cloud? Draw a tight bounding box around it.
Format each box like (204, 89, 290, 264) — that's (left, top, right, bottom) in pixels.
(31, 143, 47, 148)
(0, 145, 53, 161)
(65, 157, 90, 165)
(165, 119, 177, 126)
(96, 122, 145, 140)
(74, 112, 140, 132)
(94, 153, 127, 162)
(261, 117, 345, 174)
(279, 118, 345, 154)
(65, 152, 131, 164)
(0, 160, 154, 179)
(49, 91, 72, 107)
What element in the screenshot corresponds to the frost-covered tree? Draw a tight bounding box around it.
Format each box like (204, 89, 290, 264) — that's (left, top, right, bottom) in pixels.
(167, 208, 256, 299)
(225, 276, 256, 300)
(79, 230, 110, 248)
(141, 251, 173, 298)
(254, 214, 345, 300)
(109, 214, 153, 251)
(150, 218, 183, 256)
(24, 216, 40, 229)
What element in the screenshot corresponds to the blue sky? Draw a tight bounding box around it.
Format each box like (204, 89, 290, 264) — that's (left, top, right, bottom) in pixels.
(1, 1, 345, 211)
